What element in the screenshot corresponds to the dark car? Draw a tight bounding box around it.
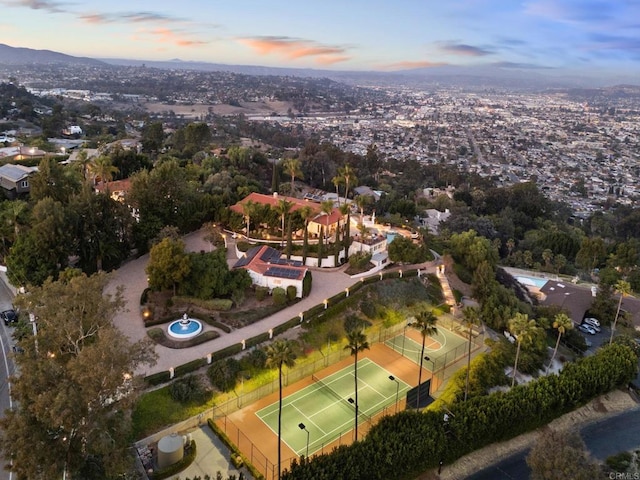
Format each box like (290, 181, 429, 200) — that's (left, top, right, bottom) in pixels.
(1, 309, 18, 326)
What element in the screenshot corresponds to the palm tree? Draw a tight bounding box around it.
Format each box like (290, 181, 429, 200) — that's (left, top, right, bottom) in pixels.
(90, 155, 118, 190)
(275, 199, 293, 248)
(265, 339, 297, 480)
(318, 200, 334, 267)
(462, 306, 481, 401)
(338, 164, 357, 201)
(355, 194, 371, 225)
(411, 310, 438, 409)
(75, 148, 92, 181)
(344, 319, 369, 441)
(610, 280, 631, 345)
(299, 205, 313, 265)
(281, 158, 303, 195)
(508, 313, 537, 387)
(241, 200, 257, 238)
(339, 203, 351, 262)
(548, 313, 572, 371)
(331, 175, 343, 205)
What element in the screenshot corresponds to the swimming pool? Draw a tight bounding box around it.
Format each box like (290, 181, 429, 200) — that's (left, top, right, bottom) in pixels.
(516, 276, 549, 289)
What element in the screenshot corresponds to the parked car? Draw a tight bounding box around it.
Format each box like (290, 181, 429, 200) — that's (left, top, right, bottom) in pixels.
(584, 317, 601, 328)
(583, 318, 601, 332)
(1, 309, 18, 326)
(578, 323, 597, 335)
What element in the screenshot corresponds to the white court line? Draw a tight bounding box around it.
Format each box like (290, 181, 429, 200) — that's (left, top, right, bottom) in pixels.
(291, 402, 326, 435)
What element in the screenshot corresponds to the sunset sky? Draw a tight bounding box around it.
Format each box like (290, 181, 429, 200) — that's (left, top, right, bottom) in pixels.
(1, 0, 639, 79)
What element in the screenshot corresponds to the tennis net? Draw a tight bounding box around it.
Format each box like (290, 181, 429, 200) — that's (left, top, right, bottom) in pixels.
(311, 374, 371, 422)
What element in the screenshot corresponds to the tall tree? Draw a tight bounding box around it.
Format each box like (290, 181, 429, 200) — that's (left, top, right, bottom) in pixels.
(355, 194, 371, 225)
(462, 306, 481, 401)
(548, 313, 573, 371)
(146, 237, 191, 295)
(242, 200, 258, 239)
(281, 158, 303, 195)
(508, 313, 537, 387)
(344, 317, 369, 441)
(339, 203, 351, 262)
(265, 340, 296, 480)
(610, 279, 631, 345)
(299, 205, 314, 265)
(89, 155, 119, 190)
(275, 199, 293, 248)
(319, 200, 334, 267)
(411, 310, 438, 409)
(2, 273, 157, 480)
(338, 164, 357, 201)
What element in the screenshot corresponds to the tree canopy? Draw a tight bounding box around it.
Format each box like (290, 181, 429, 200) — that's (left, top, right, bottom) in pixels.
(1, 273, 157, 480)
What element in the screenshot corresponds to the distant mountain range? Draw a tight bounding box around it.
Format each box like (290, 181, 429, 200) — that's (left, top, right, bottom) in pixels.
(1, 43, 638, 90)
(0, 43, 104, 66)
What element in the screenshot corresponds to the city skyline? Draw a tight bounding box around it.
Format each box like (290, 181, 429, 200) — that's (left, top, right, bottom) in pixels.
(0, 1, 639, 82)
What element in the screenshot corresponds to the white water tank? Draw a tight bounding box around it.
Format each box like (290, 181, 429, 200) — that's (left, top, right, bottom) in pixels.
(157, 433, 184, 469)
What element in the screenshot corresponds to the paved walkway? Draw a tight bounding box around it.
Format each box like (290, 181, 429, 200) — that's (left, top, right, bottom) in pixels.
(107, 229, 442, 377)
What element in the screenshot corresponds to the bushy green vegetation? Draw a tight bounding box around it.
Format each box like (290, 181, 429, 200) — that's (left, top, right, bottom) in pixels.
(282, 344, 638, 479)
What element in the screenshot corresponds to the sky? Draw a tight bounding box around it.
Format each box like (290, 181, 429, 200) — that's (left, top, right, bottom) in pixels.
(1, 0, 639, 79)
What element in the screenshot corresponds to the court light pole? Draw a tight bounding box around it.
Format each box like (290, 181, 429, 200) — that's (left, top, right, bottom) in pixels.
(424, 356, 436, 396)
(298, 423, 310, 458)
(389, 375, 400, 414)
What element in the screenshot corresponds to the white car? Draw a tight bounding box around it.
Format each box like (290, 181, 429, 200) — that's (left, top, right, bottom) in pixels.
(583, 318, 601, 332)
(578, 324, 596, 335)
(584, 317, 601, 328)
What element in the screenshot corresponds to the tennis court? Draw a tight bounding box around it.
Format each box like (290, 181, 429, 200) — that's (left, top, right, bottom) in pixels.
(256, 358, 411, 456)
(384, 325, 468, 371)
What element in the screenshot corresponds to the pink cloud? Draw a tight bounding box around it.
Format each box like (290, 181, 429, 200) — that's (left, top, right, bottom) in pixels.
(239, 36, 349, 64)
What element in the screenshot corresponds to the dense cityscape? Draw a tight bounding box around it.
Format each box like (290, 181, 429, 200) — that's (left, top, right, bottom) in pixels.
(0, 44, 640, 480)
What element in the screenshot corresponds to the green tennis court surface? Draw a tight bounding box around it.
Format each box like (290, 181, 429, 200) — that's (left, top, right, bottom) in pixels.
(384, 327, 467, 370)
(256, 358, 410, 456)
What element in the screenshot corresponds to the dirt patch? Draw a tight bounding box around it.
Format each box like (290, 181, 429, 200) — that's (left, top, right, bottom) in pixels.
(141, 100, 294, 118)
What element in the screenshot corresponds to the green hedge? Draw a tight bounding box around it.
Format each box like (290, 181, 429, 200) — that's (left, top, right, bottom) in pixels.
(207, 419, 264, 480)
(210, 343, 244, 363)
(150, 440, 196, 480)
(145, 370, 172, 386)
(175, 358, 207, 377)
(282, 344, 638, 479)
(211, 319, 232, 333)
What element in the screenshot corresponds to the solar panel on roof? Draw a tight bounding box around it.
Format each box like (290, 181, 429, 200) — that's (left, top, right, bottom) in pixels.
(265, 267, 301, 279)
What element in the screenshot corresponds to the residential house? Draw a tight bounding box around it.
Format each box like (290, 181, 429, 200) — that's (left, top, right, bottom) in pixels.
(230, 192, 345, 239)
(233, 245, 308, 298)
(0, 164, 38, 198)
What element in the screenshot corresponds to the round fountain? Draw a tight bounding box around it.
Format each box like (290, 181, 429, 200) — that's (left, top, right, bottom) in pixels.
(167, 313, 203, 340)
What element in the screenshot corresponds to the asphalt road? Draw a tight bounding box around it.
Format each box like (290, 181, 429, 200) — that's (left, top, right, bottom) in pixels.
(467, 408, 640, 480)
(0, 277, 16, 480)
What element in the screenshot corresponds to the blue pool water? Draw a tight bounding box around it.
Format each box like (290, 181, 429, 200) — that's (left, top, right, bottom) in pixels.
(516, 276, 548, 288)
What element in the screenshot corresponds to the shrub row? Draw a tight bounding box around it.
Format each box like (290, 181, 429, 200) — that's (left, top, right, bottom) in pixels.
(150, 440, 197, 480)
(282, 344, 638, 479)
(147, 328, 220, 349)
(173, 296, 234, 311)
(207, 419, 264, 480)
(142, 273, 419, 386)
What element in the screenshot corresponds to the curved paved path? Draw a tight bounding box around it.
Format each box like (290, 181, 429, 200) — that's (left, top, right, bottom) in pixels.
(107, 229, 442, 376)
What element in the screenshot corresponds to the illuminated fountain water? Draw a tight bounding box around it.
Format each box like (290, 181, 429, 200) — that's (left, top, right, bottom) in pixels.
(167, 313, 203, 340)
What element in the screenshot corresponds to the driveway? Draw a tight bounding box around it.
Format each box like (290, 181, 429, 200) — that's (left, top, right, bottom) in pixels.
(107, 229, 434, 376)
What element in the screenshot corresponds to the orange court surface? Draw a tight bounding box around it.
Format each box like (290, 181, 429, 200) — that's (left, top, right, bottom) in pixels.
(216, 341, 447, 479)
